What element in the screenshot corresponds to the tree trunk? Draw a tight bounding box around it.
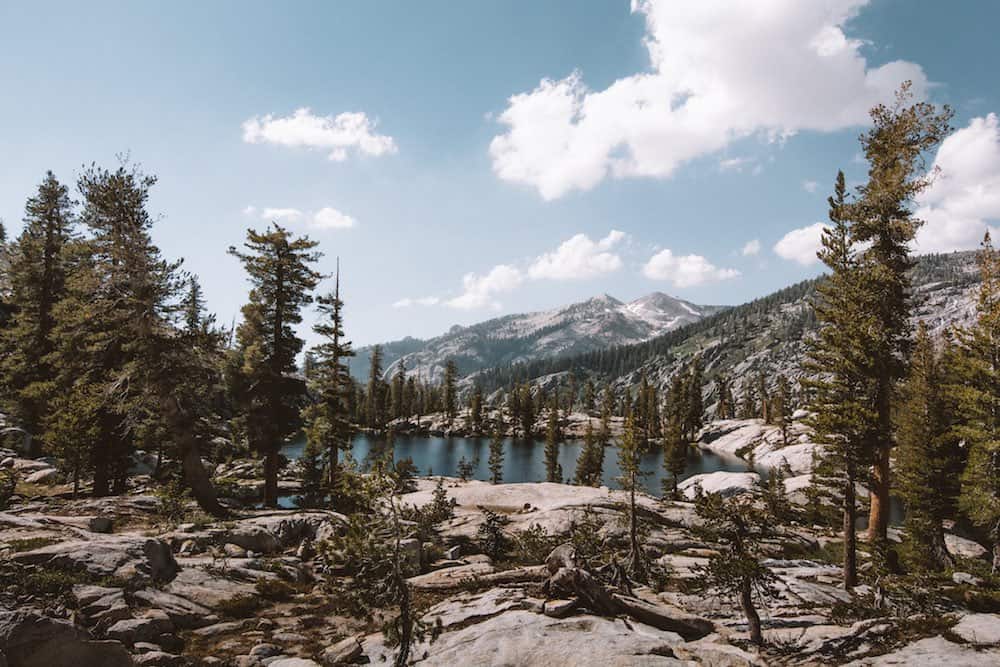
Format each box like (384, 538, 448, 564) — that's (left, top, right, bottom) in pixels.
(868, 376, 892, 542)
(740, 578, 763, 646)
(867, 442, 890, 543)
(395, 581, 412, 667)
(263, 449, 279, 508)
(992, 542, 999, 576)
(843, 474, 857, 589)
(182, 445, 227, 517)
(328, 442, 338, 491)
(629, 483, 645, 580)
(92, 412, 112, 497)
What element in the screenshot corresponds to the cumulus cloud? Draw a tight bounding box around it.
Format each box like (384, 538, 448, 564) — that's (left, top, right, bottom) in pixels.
(774, 222, 826, 265)
(742, 239, 761, 256)
(802, 180, 820, 193)
(261, 207, 303, 222)
(527, 230, 626, 280)
(247, 205, 356, 231)
(446, 264, 524, 310)
(242, 107, 397, 161)
(489, 0, 927, 200)
(311, 207, 356, 230)
(642, 249, 739, 287)
(393, 296, 441, 308)
(914, 113, 1000, 253)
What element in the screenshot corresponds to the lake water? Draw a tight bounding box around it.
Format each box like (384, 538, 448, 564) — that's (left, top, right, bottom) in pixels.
(281, 432, 761, 496)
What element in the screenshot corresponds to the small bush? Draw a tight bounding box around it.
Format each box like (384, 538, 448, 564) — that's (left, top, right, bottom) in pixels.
(7, 536, 59, 552)
(255, 577, 294, 601)
(477, 508, 510, 561)
(217, 593, 262, 618)
(0, 469, 16, 510)
(155, 478, 189, 521)
(513, 524, 555, 565)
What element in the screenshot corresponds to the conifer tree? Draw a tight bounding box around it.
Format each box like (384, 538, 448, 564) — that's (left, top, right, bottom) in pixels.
(686, 357, 704, 438)
(304, 261, 355, 493)
(774, 374, 792, 447)
(443, 359, 458, 424)
(229, 224, 321, 507)
(544, 395, 562, 482)
(470, 384, 484, 433)
(366, 345, 385, 431)
(1, 171, 75, 455)
(694, 488, 778, 645)
(575, 420, 604, 487)
(851, 83, 953, 541)
(804, 170, 875, 588)
(953, 233, 1000, 572)
(583, 379, 595, 413)
(488, 427, 504, 484)
(505, 386, 521, 438)
(662, 412, 687, 500)
(617, 413, 647, 580)
(180, 275, 209, 334)
(390, 359, 406, 421)
(896, 324, 954, 570)
(519, 384, 535, 439)
(714, 373, 734, 420)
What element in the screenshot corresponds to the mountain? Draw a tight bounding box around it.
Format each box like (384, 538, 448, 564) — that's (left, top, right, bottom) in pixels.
(474, 251, 982, 407)
(349, 292, 724, 384)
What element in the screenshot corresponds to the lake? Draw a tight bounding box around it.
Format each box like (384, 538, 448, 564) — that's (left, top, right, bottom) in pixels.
(281, 432, 761, 496)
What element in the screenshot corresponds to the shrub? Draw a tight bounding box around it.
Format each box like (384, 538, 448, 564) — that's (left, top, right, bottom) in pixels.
(255, 577, 294, 601)
(513, 524, 555, 565)
(477, 508, 510, 561)
(217, 593, 262, 618)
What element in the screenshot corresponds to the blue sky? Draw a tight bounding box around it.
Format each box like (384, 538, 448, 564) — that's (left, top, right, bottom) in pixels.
(1, 1, 998, 346)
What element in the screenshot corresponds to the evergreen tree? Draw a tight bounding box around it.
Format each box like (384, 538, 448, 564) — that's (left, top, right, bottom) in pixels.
(583, 379, 595, 413)
(803, 170, 875, 588)
(304, 261, 355, 494)
(896, 324, 954, 570)
(574, 420, 603, 487)
(1, 171, 75, 456)
(487, 427, 504, 484)
(851, 83, 953, 541)
(229, 224, 321, 507)
(714, 373, 734, 420)
(469, 384, 484, 433)
(661, 412, 687, 500)
(390, 359, 406, 421)
(366, 345, 385, 431)
(298, 435, 326, 508)
(519, 384, 535, 439)
(443, 359, 458, 423)
(953, 233, 1000, 573)
(617, 413, 647, 580)
(694, 488, 778, 645)
(544, 395, 562, 482)
(686, 357, 704, 438)
(180, 274, 209, 334)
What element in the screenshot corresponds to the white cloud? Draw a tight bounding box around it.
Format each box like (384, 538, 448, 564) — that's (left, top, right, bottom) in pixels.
(642, 249, 739, 287)
(393, 296, 441, 308)
(242, 107, 397, 161)
(802, 180, 820, 193)
(311, 207, 356, 230)
(742, 239, 761, 256)
(447, 264, 524, 310)
(489, 0, 927, 200)
(260, 207, 303, 222)
(774, 222, 826, 265)
(527, 230, 626, 280)
(248, 205, 357, 231)
(915, 113, 1000, 253)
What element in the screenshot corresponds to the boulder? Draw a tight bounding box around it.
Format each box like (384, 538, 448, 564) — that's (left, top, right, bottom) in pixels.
(134, 651, 185, 666)
(105, 610, 173, 646)
(678, 472, 760, 500)
(269, 660, 321, 667)
(399, 538, 421, 574)
(853, 635, 1000, 665)
(952, 614, 1000, 646)
(952, 572, 983, 587)
(24, 468, 62, 485)
(320, 636, 363, 666)
(0, 457, 13, 468)
(13, 536, 177, 583)
(0, 610, 133, 667)
(132, 589, 214, 629)
(89, 517, 114, 534)
(945, 534, 989, 560)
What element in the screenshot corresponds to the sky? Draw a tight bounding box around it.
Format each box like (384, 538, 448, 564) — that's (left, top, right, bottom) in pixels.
(1, 1, 998, 347)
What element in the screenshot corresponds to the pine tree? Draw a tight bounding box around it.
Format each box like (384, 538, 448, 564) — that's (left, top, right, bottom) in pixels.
(180, 275, 209, 334)
(298, 434, 326, 508)
(544, 396, 562, 482)
(574, 420, 604, 487)
(488, 427, 504, 484)
(662, 412, 687, 500)
(686, 357, 704, 438)
(1, 171, 75, 456)
(443, 359, 458, 424)
(519, 384, 535, 439)
(803, 170, 875, 588)
(617, 413, 647, 580)
(896, 324, 954, 571)
(953, 233, 1000, 573)
(694, 488, 778, 645)
(304, 261, 355, 494)
(366, 345, 385, 431)
(714, 373, 734, 420)
(851, 83, 953, 541)
(229, 224, 321, 507)
(390, 359, 406, 421)
(470, 384, 484, 433)
(583, 379, 595, 413)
